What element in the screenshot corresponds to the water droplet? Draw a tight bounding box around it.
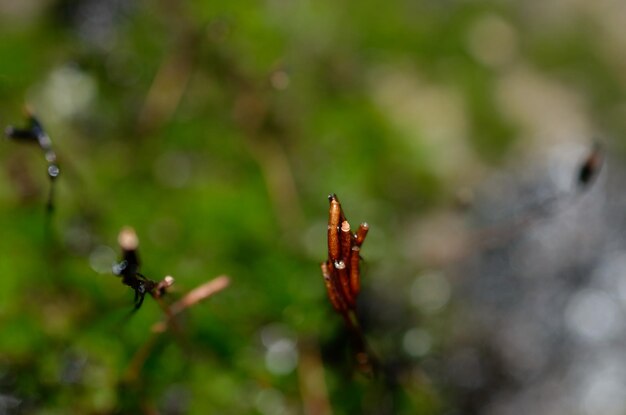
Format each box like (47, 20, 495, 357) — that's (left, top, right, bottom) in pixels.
(48, 165, 60, 178)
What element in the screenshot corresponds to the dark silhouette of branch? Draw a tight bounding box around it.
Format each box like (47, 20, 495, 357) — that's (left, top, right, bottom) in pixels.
(4, 109, 59, 213)
(113, 227, 174, 311)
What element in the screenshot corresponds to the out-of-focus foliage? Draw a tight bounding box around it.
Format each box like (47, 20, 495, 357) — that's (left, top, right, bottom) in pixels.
(0, 1, 625, 414)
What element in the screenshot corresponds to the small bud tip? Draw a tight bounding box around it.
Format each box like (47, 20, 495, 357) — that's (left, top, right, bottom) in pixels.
(118, 227, 139, 250)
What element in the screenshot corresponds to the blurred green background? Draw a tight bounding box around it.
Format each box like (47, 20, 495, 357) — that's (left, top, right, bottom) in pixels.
(1, 1, 625, 414)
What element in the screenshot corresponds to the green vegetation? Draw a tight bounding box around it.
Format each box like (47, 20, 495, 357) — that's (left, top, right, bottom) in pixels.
(0, 1, 624, 414)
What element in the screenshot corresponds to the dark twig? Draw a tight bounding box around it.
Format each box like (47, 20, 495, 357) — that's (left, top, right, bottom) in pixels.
(112, 227, 174, 312)
(113, 226, 182, 384)
(423, 142, 607, 268)
(113, 227, 230, 383)
(475, 141, 606, 248)
(576, 140, 603, 190)
(5, 109, 59, 213)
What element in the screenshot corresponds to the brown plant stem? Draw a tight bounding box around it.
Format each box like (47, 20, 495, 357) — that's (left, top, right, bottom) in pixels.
(298, 339, 334, 415)
(152, 276, 230, 333)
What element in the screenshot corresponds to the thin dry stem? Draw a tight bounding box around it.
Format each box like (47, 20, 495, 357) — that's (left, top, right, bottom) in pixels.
(349, 247, 361, 296)
(355, 223, 369, 247)
(168, 275, 230, 316)
(321, 194, 376, 376)
(297, 340, 334, 415)
(340, 221, 352, 262)
(321, 263, 345, 313)
(328, 199, 341, 262)
(152, 275, 230, 333)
